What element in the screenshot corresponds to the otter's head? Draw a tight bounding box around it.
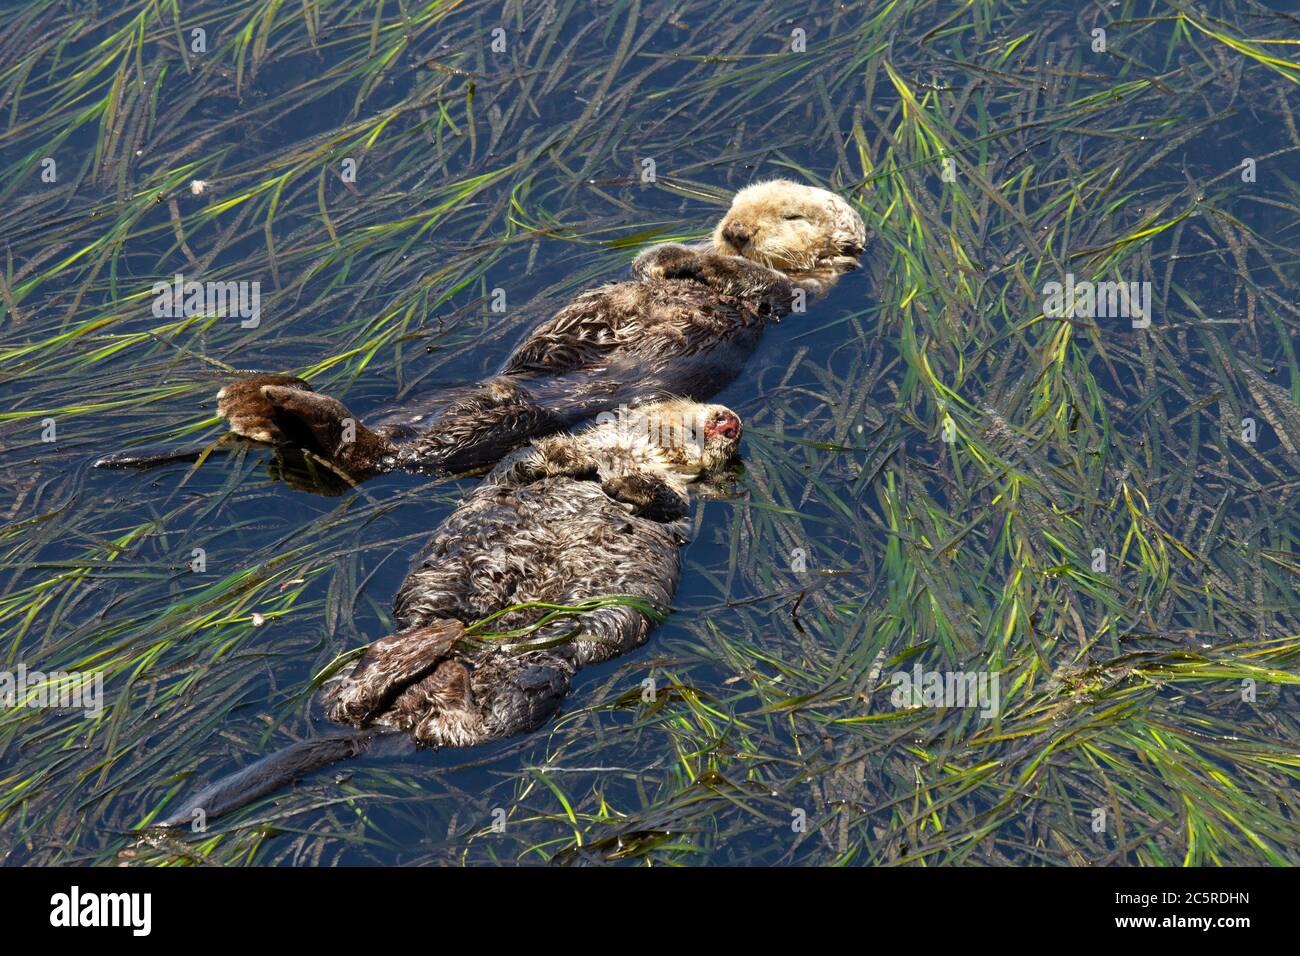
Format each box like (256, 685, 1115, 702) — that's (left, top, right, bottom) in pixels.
(614, 400, 743, 477)
(712, 179, 867, 275)
(693, 403, 742, 474)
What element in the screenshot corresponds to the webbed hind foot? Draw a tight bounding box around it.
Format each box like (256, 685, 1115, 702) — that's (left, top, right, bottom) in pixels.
(217, 374, 396, 478)
(325, 621, 465, 726)
(216, 374, 315, 444)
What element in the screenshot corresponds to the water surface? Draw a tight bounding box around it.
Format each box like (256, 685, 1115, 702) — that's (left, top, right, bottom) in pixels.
(1, 0, 1298, 866)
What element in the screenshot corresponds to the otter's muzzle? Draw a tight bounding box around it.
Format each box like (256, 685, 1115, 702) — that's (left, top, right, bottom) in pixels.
(721, 224, 751, 250)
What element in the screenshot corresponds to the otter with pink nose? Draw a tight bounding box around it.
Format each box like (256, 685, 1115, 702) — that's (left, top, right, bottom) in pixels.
(157, 398, 744, 826)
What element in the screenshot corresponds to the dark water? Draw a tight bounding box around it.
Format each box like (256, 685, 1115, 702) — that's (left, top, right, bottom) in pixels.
(2, 0, 1299, 866)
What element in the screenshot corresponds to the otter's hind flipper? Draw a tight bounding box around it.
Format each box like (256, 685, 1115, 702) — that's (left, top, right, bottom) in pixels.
(217, 374, 315, 444)
(325, 621, 465, 725)
(158, 621, 463, 830)
(213, 374, 396, 478)
(256, 385, 395, 477)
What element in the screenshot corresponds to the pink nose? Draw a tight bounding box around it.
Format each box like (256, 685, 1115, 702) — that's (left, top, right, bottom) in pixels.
(710, 412, 741, 442)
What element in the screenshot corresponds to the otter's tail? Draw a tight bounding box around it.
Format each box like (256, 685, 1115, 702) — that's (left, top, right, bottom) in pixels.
(95, 442, 232, 470)
(155, 729, 412, 829)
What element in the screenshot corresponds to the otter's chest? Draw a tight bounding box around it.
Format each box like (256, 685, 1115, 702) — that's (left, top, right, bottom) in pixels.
(638, 279, 765, 341)
(414, 476, 687, 602)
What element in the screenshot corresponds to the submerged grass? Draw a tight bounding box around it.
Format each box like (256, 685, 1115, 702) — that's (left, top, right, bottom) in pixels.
(1, 0, 1299, 865)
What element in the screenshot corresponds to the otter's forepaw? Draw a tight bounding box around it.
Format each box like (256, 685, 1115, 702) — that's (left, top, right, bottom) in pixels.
(601, 473, 689, 522)
(786, 275, 827, 301)
(632, 243, 698, 281)
(662, 253, 795, 303)
(819, 254, 861, 274)
(658, 255, 717, 284)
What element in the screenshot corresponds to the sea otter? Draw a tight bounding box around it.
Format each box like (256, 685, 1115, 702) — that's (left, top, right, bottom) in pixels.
(98, 180, 863, 479)
(157, 399, 742, 827)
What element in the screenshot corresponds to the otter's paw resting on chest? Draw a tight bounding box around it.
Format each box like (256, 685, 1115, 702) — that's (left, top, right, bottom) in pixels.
(600, 472, 689, 521)
(633, 243, 800, 311)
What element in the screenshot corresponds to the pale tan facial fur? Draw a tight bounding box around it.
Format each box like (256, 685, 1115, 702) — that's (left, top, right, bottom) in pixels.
(583, 399, 742, 481)
(712, 179, 867, 275)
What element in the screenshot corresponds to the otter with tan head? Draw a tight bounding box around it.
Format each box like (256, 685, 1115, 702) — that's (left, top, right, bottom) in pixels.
(99, 180, 863, 482)
(156, 400, 742, 826)
(640, 178, 867, 293)
(715, 178, 867, 276)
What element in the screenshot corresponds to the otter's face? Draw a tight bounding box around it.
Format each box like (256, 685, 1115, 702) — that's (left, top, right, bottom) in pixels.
(619, 400, 743, 476)
(712, 180, 867, 275)
(662, 402, 741, 475)
(698, 406, 743, 473)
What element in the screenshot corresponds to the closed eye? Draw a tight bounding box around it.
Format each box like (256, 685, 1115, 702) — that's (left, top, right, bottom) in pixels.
(782, 213, 805, 221)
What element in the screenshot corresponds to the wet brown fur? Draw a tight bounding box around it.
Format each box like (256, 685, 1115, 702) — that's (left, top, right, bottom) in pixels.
(158, 400, 739, 826)
(210, 181, 864, 481)
(323, 399, 741, 747)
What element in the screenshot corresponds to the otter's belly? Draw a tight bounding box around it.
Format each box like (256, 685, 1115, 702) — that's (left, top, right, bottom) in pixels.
(394, 477, 685, 664)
